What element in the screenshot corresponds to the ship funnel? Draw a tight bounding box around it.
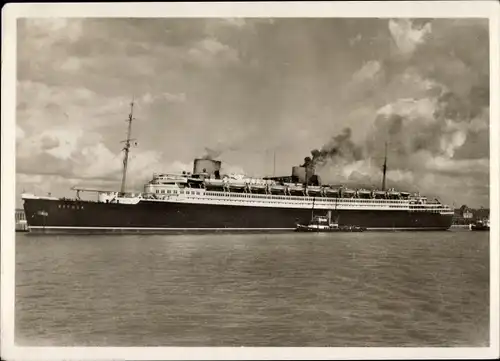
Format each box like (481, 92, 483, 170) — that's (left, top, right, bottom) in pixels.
(291, 165, 316, 184)
(193, 158, 222, 178)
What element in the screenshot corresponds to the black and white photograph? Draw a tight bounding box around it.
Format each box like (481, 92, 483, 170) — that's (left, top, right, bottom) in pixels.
(1, 1, 498, 360)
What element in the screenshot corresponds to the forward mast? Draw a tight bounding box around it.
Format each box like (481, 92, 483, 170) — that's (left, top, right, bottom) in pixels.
(120, 99, 136, 194)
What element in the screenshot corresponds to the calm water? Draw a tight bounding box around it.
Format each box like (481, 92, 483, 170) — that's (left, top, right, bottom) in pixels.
(15, 231, 489, 347)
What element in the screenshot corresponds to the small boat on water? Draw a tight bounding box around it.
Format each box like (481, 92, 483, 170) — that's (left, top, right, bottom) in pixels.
(471, 219, 490, 231)
(295, 211, 366, 233)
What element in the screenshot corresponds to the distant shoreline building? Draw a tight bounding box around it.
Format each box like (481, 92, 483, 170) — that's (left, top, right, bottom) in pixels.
(15, 208, 28, 232)
(452, 205, 489, 225)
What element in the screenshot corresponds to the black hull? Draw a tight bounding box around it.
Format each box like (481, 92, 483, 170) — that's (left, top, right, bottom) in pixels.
(23, 198, 454, 234)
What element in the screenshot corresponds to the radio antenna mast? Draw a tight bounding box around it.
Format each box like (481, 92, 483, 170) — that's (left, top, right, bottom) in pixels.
(381, 142, 388, 191)
(120, 98, 136, 194)
(273, 150, 276, 177)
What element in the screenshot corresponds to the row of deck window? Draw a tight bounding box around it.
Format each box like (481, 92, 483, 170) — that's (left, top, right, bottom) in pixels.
(155, 189, 202, 195)
(153, 189, 413, 204)
(192, 198, 408, 209)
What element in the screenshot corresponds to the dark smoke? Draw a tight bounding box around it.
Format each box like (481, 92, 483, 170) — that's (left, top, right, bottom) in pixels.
(302, 127, 364, 167)
(201, 147, 222, 160)
(201, 145, 242, 160)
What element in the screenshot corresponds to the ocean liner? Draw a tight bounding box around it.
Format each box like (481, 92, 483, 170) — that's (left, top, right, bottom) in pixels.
(22, 102, 455, 234)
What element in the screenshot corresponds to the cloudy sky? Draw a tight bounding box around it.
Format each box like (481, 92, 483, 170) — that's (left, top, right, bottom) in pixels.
(16, 18, 490, 208)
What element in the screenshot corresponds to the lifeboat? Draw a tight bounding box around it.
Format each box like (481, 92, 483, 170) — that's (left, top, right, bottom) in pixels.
(269, 184, 287, 194)
(249, 182, 268, 194)
(324, 187, 340, 197)
(388, 190, 401, 199)
(227, 179, 247, 191)
(306, 186, 322, 196)
(374, 191, 387, 199)
(357, 189, 372, 198)
(343, 189, 356, 198)
(204, 179, 225, 190)
(287, 183, 306, 195)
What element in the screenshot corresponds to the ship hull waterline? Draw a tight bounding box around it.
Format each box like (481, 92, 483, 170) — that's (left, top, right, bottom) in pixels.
(22, 198, 454, 234)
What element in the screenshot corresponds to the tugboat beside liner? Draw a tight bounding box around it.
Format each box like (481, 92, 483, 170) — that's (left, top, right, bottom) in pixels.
(295, 210, 366, 233)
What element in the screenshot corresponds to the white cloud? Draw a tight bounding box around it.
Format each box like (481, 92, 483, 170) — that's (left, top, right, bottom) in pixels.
(162, 92, 187, 103)
(388, 19, 431, 54)
(128, 150, 163, 177)
(398, 68, 440, 92)
(187, 37, 239, 65)
(141, 92, 155, 104)
(45, 127, 85, 160)
(439, 130, 467, 158)
(139, 92, 187, 105)
(202, 37, 228, 54)
(25, 18, 83, 39)
(351, 60, 381, 84)
(75, 142, 122, 179)
(468, 108, 489, 132)
(376, 98, 436, 123)
(424, 157, 489, 175)
(16, 126, 84, 160)
(19, 19, 84, 74)
(23, 18, 84, 46)
(349, 34, 362, 46)
(220, 18, 247, 28)
(16, 81, 144, 138)
(60, 56, 82, 72)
